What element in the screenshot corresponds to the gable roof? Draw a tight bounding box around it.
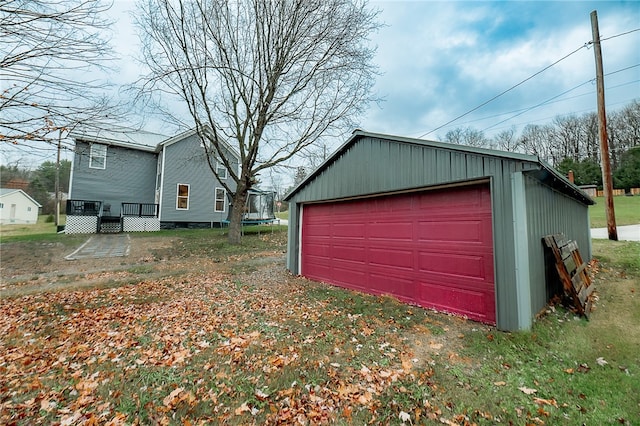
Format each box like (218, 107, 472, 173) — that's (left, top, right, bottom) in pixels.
(0, 188, 43, 207)
(69, 126, 169, 152)
(285, 130, 594, 205)
(159, 127, 241, 160)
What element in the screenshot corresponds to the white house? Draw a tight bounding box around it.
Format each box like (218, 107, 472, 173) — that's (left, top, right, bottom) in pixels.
(0, 188, 42, 225)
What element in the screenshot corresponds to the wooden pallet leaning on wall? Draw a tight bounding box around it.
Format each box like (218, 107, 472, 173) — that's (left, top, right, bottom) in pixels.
(543, 233, 595, 318)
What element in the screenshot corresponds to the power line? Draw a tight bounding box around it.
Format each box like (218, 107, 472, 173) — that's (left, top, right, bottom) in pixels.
(481, 65, 640, 132)
(601, 28, 640, 42)
(418, 44, 589, 138)
(418, 28, 640, 139)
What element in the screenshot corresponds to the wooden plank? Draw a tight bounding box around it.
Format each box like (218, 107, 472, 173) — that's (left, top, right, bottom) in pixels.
(563, 257, 577, 274)
(573, 263, 587, 277)
(579, 285, 595, 305)
(543, 233, 594, 318)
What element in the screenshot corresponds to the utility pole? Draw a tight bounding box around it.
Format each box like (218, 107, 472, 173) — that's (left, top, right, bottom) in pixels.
(55, 128, 61, 229)
(590, 10, 617, 241)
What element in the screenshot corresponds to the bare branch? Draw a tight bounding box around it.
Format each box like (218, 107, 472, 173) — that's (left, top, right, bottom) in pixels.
(134, 0, 380, 243)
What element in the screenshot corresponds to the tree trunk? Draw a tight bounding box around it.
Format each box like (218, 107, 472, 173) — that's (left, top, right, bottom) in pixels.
(227, 186, 248, 245)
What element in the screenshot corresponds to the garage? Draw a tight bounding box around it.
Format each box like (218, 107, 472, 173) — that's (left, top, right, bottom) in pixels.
(285, 130, 593, 330)
(302, 184, 495, 323)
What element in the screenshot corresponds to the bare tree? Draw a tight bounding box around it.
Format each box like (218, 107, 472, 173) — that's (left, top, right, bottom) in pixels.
(135, 0, 380, 243)
(579, 112, 600, 162)
(552, 115, 583, 162)
(492, 127, 520, 152)
(443, 127, 489, 148)
(0, 0, 119, 152)
(519, 124, 557, 164)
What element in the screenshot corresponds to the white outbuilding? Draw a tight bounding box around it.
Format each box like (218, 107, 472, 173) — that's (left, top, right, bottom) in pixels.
(0, 188, 42, 225)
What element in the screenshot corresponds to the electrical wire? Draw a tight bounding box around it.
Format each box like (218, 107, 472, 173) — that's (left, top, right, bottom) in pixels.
(482, 65, 640, 132)
(418, 44, 589, 138)
(418, 28, 640, 139)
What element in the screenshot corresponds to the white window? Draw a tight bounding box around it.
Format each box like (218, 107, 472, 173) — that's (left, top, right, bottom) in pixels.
(216, 159, 228, 179)
(215, 187, 226, 212)
(0, 203, 3, 208)
(89, 144, 107, 169)
(27, 207, 31, 211)
(176, 183, 190, 210)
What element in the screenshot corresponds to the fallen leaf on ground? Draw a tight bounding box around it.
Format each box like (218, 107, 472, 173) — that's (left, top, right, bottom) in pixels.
(533, 397, 558, 407)
(518, 386, 537, 395)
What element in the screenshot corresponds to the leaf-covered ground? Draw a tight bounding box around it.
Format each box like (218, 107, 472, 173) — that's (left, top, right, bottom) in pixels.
(1, 231, 638, 425)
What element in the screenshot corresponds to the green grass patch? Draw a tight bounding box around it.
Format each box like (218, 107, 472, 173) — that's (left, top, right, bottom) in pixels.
(589, 195, 640, 227)
(0, 214, 66, 240)
(275, 210, 289, 220)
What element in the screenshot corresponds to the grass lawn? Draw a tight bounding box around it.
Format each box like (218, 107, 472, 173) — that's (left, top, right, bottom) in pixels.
(0, 215, 66, 241)
(1, 229, 638, 425)
(589, 195, 640, 228)
(275, 210, 289, 221)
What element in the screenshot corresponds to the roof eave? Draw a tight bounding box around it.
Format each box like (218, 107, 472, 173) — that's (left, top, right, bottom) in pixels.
(70, 134, 158, 153)
(284, 130, 596, 206)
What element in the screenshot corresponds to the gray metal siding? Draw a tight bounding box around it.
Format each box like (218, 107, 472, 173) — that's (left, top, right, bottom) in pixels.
(287, 134, 592, 331)
(160, 134, 237, 223)
(70, 141, 157, 216)
(288, 136, 532, 330)
(523, 173, 592, 316)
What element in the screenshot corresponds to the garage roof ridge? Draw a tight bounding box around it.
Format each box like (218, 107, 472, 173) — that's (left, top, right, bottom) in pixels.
(285, 129, 594, 205)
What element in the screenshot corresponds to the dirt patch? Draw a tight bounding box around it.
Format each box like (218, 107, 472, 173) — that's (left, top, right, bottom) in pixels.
(2, 236, 201, 297)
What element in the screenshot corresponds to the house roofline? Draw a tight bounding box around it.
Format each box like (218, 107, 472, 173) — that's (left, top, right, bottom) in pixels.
(284, 130, 594, 206)
(72, 135, 158, 152)
(0, 188, 43, 207)
(159, 126, 241, 159)
(69, 127, 167, 153)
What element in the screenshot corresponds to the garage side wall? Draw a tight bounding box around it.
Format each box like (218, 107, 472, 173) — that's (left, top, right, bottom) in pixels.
(523, 173, 592, 316)
(287, 136, 539, 330)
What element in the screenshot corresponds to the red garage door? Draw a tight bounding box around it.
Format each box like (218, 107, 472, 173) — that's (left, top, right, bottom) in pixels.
(301, 184, 495, 324)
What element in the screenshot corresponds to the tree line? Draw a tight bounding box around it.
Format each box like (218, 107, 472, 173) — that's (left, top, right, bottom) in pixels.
(440, 100, 640, 190)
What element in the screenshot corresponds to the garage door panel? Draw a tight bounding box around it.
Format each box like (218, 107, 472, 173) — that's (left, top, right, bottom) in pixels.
(417, 219, 489, 243)
(331, 266, 367, 288)
(417, 251, 487, 280)
(369, 221, 413, 240)
(375, 196, 414, 213)
(417, 282, 494, 322)
(369, 273, 413, 299)
(369, 248, 414, 270)
(418, 187, 486, 211)
(304, 223, 332, 238)
(331, 245, 367, 262)
(303, 262, 333, 282)
(301, 184, 496, 324)
(333, 222, 367, 238)
(303, 242, 332, 257)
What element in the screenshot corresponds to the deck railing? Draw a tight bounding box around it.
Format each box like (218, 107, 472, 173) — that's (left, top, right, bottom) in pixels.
(66, 200, 102, 216)
(121, 203, 159, 217)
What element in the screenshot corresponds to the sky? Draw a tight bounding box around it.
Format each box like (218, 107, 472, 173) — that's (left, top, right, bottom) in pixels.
(361, 1, 639, 140)
(3, 0, 639, 171)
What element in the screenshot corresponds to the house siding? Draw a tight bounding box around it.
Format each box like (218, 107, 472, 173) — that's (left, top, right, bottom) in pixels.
(70, 141, 157, 216)
(286, 134, 592, 331)
(160, 134, 237, 225)
(523, 173, 592, 316)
